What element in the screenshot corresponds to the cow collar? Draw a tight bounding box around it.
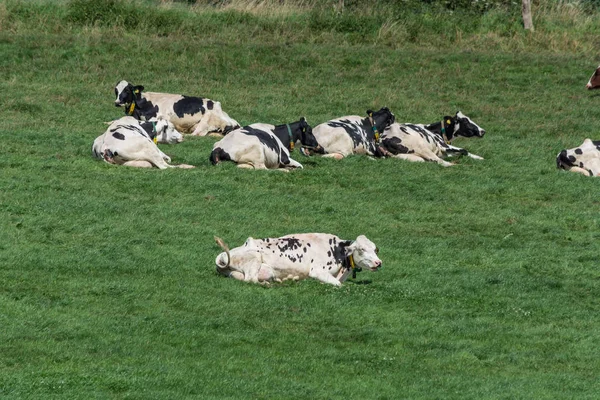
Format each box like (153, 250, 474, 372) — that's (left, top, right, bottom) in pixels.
(343, 254, 362, 279)
(440, 118, 454, 144)
(286, 123, 295, 151)
(126, 88, 141, 116)
(368, 113, 381, 143)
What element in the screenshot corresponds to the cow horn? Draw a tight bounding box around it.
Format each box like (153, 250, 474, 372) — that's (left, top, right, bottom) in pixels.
(214, 236, 231, 268)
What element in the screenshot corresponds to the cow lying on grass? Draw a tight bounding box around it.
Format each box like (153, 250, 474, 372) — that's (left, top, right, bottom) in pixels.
(114, 80, 239, 136)
(92, 116, 194, 169)
(214, 233, 381, 286)
(209, 117, 323, 171)
(380, 112, 486, 166)
(312, 107, 395, 159)
(556, 139, 600, 177)
(586, 65, 600, 90)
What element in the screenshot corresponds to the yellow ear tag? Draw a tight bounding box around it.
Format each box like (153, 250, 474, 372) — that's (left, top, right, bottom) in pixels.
(153, 137, 158, 144)
(290, 141, 294, 150)
(375, 132, 380, 141)
(446, 119, 451, 125)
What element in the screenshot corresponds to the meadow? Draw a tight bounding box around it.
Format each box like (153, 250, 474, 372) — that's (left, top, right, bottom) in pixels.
(1, 0, 600, 398)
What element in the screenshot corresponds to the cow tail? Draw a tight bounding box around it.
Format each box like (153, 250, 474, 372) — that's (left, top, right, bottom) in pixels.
(214, 236, 231, 268)
(210, 147, 230, 165)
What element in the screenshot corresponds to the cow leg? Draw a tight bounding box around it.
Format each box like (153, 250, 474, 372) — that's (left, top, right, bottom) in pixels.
(173, 164, 196, 169)
(567, 166, 593, 176)
(321, 153, 345, 160)
(122, 160, 154, 168)
(445, 146, 484, 160)
(157, 149, 171, 162)
(284, 158, 303, 169)
(309, 267, 342, 286)
(190, 121, 211, 136)
(393, 153, 454, 167)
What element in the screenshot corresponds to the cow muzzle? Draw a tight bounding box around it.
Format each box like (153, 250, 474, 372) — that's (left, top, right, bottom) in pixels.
(370, 260, 382, 271)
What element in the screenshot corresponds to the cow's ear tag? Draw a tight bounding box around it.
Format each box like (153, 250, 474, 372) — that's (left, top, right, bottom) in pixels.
(446, 119, 451, 125)
(153, 137, 158, 144)
(290, 141, 294, 150)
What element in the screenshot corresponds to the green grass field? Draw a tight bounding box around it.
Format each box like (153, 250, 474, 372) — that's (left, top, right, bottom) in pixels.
(1, 0, 600, 398)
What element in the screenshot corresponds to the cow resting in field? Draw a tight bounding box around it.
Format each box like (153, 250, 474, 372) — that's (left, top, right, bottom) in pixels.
(214, 233, 382, 286)
(114, 80, 240, 136)
(556, 139, 600, 177)
(312, 107, 395, 159)
(380, 112, 486, 166)
(92, 116, 194, 169)
(209, 117, 323, 171)
(586, 65, 600, 90)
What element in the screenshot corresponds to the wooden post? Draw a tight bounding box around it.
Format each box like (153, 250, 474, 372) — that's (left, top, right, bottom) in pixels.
(522, 0, 534, 31)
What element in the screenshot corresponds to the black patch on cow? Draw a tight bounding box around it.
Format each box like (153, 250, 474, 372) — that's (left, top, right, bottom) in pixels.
(112, 132, 125, 140)
(207, 100, 214, 110)
(327, 119, 367, 150)
(303, 247, 307, 253)
(173, 96, 205, 118)
(382, 137, 413, 155)
(556, 150, 574, 169)
(209, 147, 232, 165)
(307, 243, 311, 247)
(139, 121, 158, 140)
(575, 148, 583, 155)
(277, 237, 301, 253)
(128, 98, 159, 121)
(327, 250, 331, 257)
(239, 126, 292, 166)
(332, 240, 352, 267)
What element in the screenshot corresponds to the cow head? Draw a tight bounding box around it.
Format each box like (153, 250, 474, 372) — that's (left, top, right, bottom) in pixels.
(556, 139, 600, 176)
(289, 117, 324, 155)
(586, 65, 600, 90)
(114, 80, 144, 108)
(205, 101, 240, 135)
(344, 235, 382, 272)
(367, 107, 395, 140)
(446, 111, 486, 141)
(153, 118, 184, 144)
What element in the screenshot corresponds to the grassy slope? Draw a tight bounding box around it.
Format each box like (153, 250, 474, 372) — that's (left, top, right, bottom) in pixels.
(1, 2, 600, 399)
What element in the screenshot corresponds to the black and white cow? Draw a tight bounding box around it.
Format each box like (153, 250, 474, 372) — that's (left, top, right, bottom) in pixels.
(312, 107, 395, 159)
(209, 118, 323, 170)
(556, 139, 600, 177)
(92, 116, 194, 169)
(214, 233, 382, 286)
(380, 114, 486, 166)
(419, 111, 486, 143)
(114, 80, 239, 136)
(586, 65, 600, 90)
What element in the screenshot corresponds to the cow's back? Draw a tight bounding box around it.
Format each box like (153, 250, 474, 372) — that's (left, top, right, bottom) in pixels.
(313, 116, 363, 156)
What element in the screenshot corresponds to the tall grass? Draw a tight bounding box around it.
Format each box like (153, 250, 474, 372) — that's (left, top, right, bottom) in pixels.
(1, 0, 600, 52)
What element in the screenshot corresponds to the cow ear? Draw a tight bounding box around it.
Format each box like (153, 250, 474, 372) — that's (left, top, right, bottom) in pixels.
(134, 85, 144, 93)
(300, 117, 306, 122)
(366, 109, 374, 117)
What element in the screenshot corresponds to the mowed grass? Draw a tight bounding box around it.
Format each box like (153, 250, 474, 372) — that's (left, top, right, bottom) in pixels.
(2, 8, 600, 399)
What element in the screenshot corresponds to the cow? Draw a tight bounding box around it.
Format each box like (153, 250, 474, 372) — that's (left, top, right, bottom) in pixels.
(418, 111, 486, 143)
(209, 117, 323, 171)
(380, 116, 485, 166)
(311, 107, 395, 160)
(114, 80, 240, 136)
(556, 139, 600, 177)
(92, 116, 194, 169)
(586, 65, 600, 90)
(214, 233, 382, 286)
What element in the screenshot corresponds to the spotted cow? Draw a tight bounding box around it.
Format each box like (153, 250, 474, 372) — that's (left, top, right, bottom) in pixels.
(419, 111, 486, 143)
(556, 139, 600, 177)
(92, 116, 194, 169)
(312, 107, 395, 159)
(380, 114, 486, 166)
(214, 233, 382, 286)
(114, 80, 239, 136)
(209, 117, 323, 171)
(586, 65, 600, 90)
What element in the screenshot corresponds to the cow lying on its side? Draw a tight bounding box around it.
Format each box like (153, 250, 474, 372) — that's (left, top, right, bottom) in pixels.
(92, 116, 194, 169)
(214, 233, 382, 286)
(380, 112, 486, 166)
(312, 107, 395, 159)
(114, 80, 239, 136)
(209, 117, 323, 170)
(556, 138, 600, 177)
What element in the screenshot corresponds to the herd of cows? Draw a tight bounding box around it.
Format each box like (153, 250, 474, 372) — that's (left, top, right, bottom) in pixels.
(88, 69, 600, 285)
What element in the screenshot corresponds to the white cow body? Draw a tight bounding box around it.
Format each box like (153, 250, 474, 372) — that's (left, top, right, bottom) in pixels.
(381, 123, 483, 167)
(210, 118, 321, 170)
(92, 116, 193, 169)
(114, 80, 239, 136)
(312, 108, 395, 159)
(215, 233, 382, 286)
(556, 138, 600, 176)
